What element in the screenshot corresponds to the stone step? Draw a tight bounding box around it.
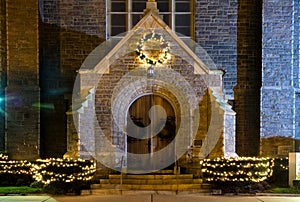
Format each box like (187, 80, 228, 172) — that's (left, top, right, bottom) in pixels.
(91, 184, 205, 191)
(88, 189, 210, 195)
(153, 170, 175, 174)
(99, 178, 203, 185)
(87, 172, 211, 196)
(93, 170, 175, 181)
(108, 174, 193, 180)
(89, 189, 122, 195)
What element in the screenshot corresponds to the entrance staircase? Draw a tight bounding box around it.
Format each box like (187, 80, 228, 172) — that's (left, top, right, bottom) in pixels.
(85, 169, 211, 195)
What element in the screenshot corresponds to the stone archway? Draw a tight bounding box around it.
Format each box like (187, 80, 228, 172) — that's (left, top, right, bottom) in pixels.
(109, 68, 197, 173)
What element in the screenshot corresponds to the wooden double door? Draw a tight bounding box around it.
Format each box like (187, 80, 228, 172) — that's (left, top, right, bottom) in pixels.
(127, 94, 176, 170)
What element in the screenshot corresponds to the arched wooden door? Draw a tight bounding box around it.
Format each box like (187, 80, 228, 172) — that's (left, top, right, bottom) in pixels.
(127, 94, 176, 171)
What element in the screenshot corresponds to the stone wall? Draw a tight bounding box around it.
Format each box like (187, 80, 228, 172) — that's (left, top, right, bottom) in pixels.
(296, 92, 300, 151)
(234, 0, 262, 156)
(74, 29, 219, 166)
(79, 52, 233, 169)
(39, 0, 105, 157)
(2, 0, 299, 160)
(195, 0, 262, 157)
(5, 0, 40, 160)
(94, 53, 205, 141)
(0, 0, 6, 152)
(195, 0, 238, 100)
(93, 54, 211, 171)
(261, 0, 299, 156)
(294, 0, 300, 151)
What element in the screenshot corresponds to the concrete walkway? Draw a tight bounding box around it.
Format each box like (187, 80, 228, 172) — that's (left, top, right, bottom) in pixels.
(54, 194, 300, 202)
(0, 194, 56, 202)
(1, 194, 300, 202)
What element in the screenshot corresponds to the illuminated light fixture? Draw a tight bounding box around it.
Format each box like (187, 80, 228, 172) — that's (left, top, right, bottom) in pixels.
(147, 65, 154, 77)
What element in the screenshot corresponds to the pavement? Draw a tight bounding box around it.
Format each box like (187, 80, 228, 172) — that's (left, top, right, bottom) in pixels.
(0, 194, 300, 202)
(0, 194, 56, 202)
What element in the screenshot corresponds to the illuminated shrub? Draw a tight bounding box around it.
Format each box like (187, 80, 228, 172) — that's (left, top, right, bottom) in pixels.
(0, 154, 33, 186)
(200, 157, 274, 183)
(31, 158, 96, 185)
(31, 158, 96, 194)
(200, 157, 276, 193)
(0, 154, 96, 194)
(267, 158, 288, 187)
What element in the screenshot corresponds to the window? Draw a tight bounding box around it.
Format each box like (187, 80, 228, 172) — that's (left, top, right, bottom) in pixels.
(107, 0, 194, 39)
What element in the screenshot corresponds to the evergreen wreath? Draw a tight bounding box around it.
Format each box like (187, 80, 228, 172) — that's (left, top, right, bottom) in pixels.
(135, 32, 170, 65)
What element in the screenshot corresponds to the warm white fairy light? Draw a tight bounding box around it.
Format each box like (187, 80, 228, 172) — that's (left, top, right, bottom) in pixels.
(0, 154, 288, 185)
(30, 158, 96, 185)
(200, 157, 279, 183)
(0, 156, 96, 185)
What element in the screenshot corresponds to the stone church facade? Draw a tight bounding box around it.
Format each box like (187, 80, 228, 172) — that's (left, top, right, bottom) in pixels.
(69, 2, 237, 172)
(0, 0, 299, 163)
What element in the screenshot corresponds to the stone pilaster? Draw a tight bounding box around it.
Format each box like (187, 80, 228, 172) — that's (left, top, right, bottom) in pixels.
(5, 0, 40, 160)
(0, 0, 6, 152)
(64, 110, 79, 159)
(234, 0, 262, 156)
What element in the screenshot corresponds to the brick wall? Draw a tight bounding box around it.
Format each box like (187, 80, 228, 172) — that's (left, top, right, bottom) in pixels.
(5, 0, 40, 160)
(39, 0, 105, 157)
(261, 0, 299, 156)
(195, 0, 238, 100)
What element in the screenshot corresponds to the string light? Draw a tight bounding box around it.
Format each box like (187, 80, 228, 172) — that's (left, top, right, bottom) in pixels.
(0, 156, 96, 185)
(31, 158, 96, 185)
(200, 157, 276, 183)
(0, 154, 289, 185)
(0, 154, 8, 161)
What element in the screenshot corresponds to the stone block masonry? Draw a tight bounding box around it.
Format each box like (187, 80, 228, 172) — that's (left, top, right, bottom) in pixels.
(39, 0, 105, 157)
(261, 0, 300, 156)
(296, 92, 300, 151)
(2, 0, 299, 161)
(5, 0, 40, 160)
(195, 0, 238, 100)
(195, 0, 262, 156)
(0, 0, 6, 152)
(234, 0, 262, 156)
